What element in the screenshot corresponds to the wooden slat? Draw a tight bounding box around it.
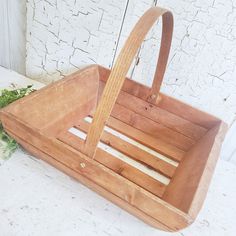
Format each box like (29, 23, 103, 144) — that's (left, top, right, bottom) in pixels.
(157, 94, 220, 129)
(58, 130, 166, 197)
(98, 66, 220, 129)
(103, 116, 185, 162)
(76, 120, 176, 178)
(97, 81, 207, 143)
(115, 89, 207, 141)
(111, 104, 195, 151)
(98, 66, 151, 100)
(98, 81, 207, 141)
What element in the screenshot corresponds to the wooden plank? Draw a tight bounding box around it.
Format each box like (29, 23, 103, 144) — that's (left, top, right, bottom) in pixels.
(3, 65, 99, 129)
(111, 103, 195, 151)
(115, 89, 207, 141)
(98, 66, 220, 129)
(104, 116, 185, 162)
(163, 122, 227, 216)
(58, 130, 166, 197)
(42, 97, 96, 137)
(157, 94, 220, 130)
(98, 81, 206, 141)
(76, 119, 176, 178)
(1, 111, 191, 230)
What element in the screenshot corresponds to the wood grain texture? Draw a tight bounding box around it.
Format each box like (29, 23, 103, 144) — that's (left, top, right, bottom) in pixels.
(58, 130, 167, 197)
(3, 65, 99, 130)
(110, 103, 195, 151)
(113, 86, 207, 140)
(0, 111, 191, 231)
(76, 119, 176, 178)
(98, 66, 221, 129)
(84, 7, 173, 157)
(104, 116, 185, 162)
(163, 121, 228, 216)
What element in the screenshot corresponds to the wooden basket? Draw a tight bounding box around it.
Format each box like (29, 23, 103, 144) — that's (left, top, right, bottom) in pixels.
(0, 7, 227, 231)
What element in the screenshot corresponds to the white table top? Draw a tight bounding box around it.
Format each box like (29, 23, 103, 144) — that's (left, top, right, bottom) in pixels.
(0, 66, 236, 236)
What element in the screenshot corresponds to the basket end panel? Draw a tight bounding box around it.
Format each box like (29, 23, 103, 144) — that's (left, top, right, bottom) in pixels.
(1, 66, 100, 134)
(162, 121, 227, 216)
(187, 121, 228, 218)
(157, 93, 221, 130)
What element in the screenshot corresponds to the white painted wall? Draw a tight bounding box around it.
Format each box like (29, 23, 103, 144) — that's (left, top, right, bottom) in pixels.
(0, 0, 26, 74)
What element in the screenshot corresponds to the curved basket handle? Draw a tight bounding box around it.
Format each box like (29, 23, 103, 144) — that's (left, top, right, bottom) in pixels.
(84, 7, 173, 157)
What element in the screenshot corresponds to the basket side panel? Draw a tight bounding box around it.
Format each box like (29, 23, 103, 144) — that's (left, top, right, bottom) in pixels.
(1, 111, 192, 231)
(10, 134, 173, 232)
(98, 66, 220, 130)
(163, 121, 227, 215)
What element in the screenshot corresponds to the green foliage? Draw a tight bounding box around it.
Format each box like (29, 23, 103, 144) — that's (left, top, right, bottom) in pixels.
(0, 85, 35, 159)
(0, 85, 34, 108)
(0, 123, 18, 159)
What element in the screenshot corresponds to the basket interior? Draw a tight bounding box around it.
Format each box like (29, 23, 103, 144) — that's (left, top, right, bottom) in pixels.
(49, 66, 222, 214)
(3, 66, 223, 216)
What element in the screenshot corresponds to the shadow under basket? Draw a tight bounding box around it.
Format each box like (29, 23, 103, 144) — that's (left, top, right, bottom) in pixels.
(0, 7, 227, 232)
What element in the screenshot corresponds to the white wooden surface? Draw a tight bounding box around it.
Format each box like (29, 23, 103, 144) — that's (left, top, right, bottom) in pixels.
(0, 0, 26, 74)
(0, 66, 236, 236)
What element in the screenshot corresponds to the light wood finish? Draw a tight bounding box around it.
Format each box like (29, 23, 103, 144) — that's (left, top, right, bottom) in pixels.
(157, 94, 220, 129)
(114, 87, 207, 140)
(84, 7, 173, 157)
(111, 103, 195, 151)
(98, 66, 220, 129)
(3, 65, 99, 130)
(0, 6, 228, 231)
(1, 112, 191, 231)
(75, 119, 176, 178)
(163, 121, 227, 216)
(5, 129, 172, 231)
(105, 116, 185, 162)
(58, 130, 166, 197)
(97, 81, 207, 141)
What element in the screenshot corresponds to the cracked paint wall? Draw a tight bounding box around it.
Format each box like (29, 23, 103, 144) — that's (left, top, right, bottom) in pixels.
(26, 0, 236, 123)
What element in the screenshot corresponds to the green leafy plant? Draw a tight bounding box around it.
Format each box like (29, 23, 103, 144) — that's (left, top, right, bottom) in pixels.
(0, 85, 35, 159)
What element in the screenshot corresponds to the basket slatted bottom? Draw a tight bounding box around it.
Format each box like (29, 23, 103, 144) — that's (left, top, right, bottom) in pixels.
(58, 115, 183, 198)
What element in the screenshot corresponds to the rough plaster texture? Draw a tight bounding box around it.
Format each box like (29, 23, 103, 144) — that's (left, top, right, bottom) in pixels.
(26, 0, 236, 123)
